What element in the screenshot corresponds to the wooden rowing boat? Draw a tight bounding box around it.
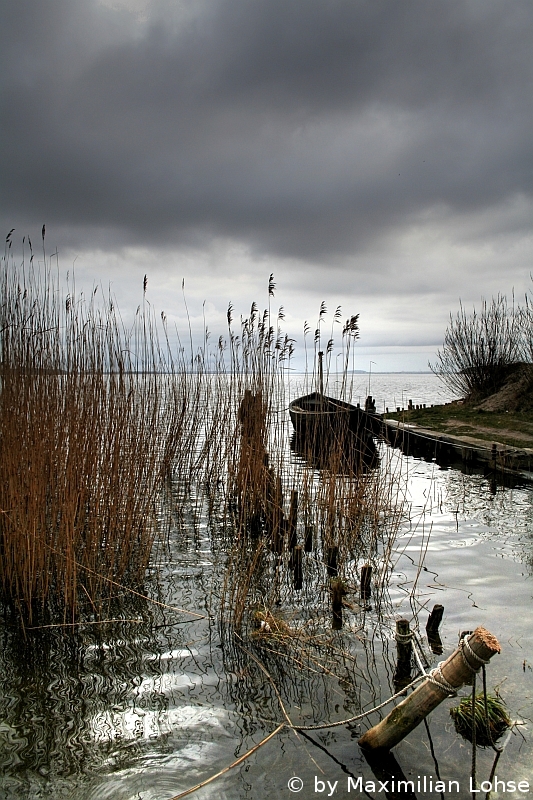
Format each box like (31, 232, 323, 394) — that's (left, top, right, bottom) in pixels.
(288, 391, 382, 440)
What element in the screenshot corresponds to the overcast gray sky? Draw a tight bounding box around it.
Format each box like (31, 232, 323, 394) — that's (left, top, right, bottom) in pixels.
(1, 0, 532, 370)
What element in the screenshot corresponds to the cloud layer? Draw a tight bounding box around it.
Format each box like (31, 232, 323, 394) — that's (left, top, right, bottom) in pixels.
(1, 0, 532, 366)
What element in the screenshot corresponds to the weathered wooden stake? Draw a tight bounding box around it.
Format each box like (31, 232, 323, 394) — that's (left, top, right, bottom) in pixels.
(426, 604, 444, 654)
(304, 525, 314, 553)
(363, 750, 417, 800)
(270, 475, 284, 554)
(360, 564, 372, 600)
(426, 604, 444, 635)
(288, 490, 298, 551)
(358, 626, 501, 752)
(331, 578, 344, 630)
(293, 545, 303, 591)
(327, 546, 338, 577)
(393, 619, 412, 691)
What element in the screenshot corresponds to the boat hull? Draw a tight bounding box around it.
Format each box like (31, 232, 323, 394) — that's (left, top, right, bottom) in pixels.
(288, 392, 382, 470)
(289, 392, 382, 440)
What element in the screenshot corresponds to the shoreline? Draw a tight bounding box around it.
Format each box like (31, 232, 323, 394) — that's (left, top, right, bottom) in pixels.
(382, 414, 533, 484)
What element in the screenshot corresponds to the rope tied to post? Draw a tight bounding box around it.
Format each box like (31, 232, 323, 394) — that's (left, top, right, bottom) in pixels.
(395, 630, 413, 644)
(358, 626, 501, 752)
(426, 633, 492, 697)
(460, 635, 491, 673)
(427, 662, 458, 696)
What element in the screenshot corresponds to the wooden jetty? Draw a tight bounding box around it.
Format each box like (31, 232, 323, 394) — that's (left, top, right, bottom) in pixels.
(382, 418, 533, 484)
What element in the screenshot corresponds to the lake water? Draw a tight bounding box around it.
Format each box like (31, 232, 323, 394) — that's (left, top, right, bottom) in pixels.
(1, 375, 532, 800)
(291, 371, 459, 412)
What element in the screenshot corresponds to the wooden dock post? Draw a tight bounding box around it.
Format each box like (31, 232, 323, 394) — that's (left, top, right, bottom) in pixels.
(393, 619, 413, 691)
(304, 525, 313, 553)
(331, 578, 344, 630)
(358, 626, 501, 752)
(293, 545, 303, 591)
(360, 564, 372, 600)
(363, 750, 417, 800)
(288, 490, 298, 551)
(426, 603, 444, 634)
(327, 546, 338, 577)
(426, 604, 444, 655)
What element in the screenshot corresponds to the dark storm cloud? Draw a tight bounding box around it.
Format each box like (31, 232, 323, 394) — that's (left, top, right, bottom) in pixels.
(1, 0, 532, 259)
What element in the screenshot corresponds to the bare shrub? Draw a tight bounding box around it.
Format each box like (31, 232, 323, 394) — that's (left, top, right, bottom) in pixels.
(430, 295, 522, 401)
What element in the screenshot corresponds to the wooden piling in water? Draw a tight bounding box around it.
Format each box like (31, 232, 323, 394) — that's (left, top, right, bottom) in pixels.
(331, 578, 344, 629)
(426, 604, 444, 636)
(288, 490, 298, 551)
(426, 603, 444, 654)
(358, 626, 501, 752)
(304, 525, 313, 553)
(327, 546, 338, 577)
(363, 750, 417, 800)
(293, 545, 303, 591)
(360, 564, 372, 600)
(393, 619, 412, 690)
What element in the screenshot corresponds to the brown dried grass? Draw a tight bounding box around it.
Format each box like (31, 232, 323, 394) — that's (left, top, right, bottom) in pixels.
(0, 247, 204, 623)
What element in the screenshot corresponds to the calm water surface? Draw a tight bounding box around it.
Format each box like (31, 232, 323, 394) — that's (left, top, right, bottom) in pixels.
(1, 375, 531, 800)
(292, 371, 458, 412)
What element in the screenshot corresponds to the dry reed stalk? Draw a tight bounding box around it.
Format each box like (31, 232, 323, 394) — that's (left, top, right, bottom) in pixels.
(0, 246, 206, 623)
(1, 243, 406, 651)
(218, 299, 406, 654)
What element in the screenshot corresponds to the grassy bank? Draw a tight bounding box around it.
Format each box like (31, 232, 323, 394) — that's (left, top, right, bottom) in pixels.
(384, 402, 533, 450)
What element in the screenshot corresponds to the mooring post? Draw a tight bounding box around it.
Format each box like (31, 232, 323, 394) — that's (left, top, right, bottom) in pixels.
(288, 490, 298, 551)
(293, 545, 303, 591)
(327, 546, 338, 577)
(426, 604, 444, 655)
(331, 578, 344, 630)
(393, 619, 413, 690)
(360, 564, 372, 600)
(358, 626, 501, 752)
(363, 750, 417, 800)
(304, 525, 314, 553)
(426, 604, 444, 635)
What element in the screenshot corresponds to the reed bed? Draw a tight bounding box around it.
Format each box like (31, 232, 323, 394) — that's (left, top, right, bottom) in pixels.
(216, 298, 406, 649)
(0, 242, 206, 623)
(1, 240, 405, 644)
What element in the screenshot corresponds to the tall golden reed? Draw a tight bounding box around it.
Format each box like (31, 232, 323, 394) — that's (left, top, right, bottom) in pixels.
(1, 241, 403, 635)
(0, 243, 203, 623)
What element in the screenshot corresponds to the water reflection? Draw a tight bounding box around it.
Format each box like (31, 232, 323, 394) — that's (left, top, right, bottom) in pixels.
(1, 451, 533, 799)
(290, 431, 379, 473)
